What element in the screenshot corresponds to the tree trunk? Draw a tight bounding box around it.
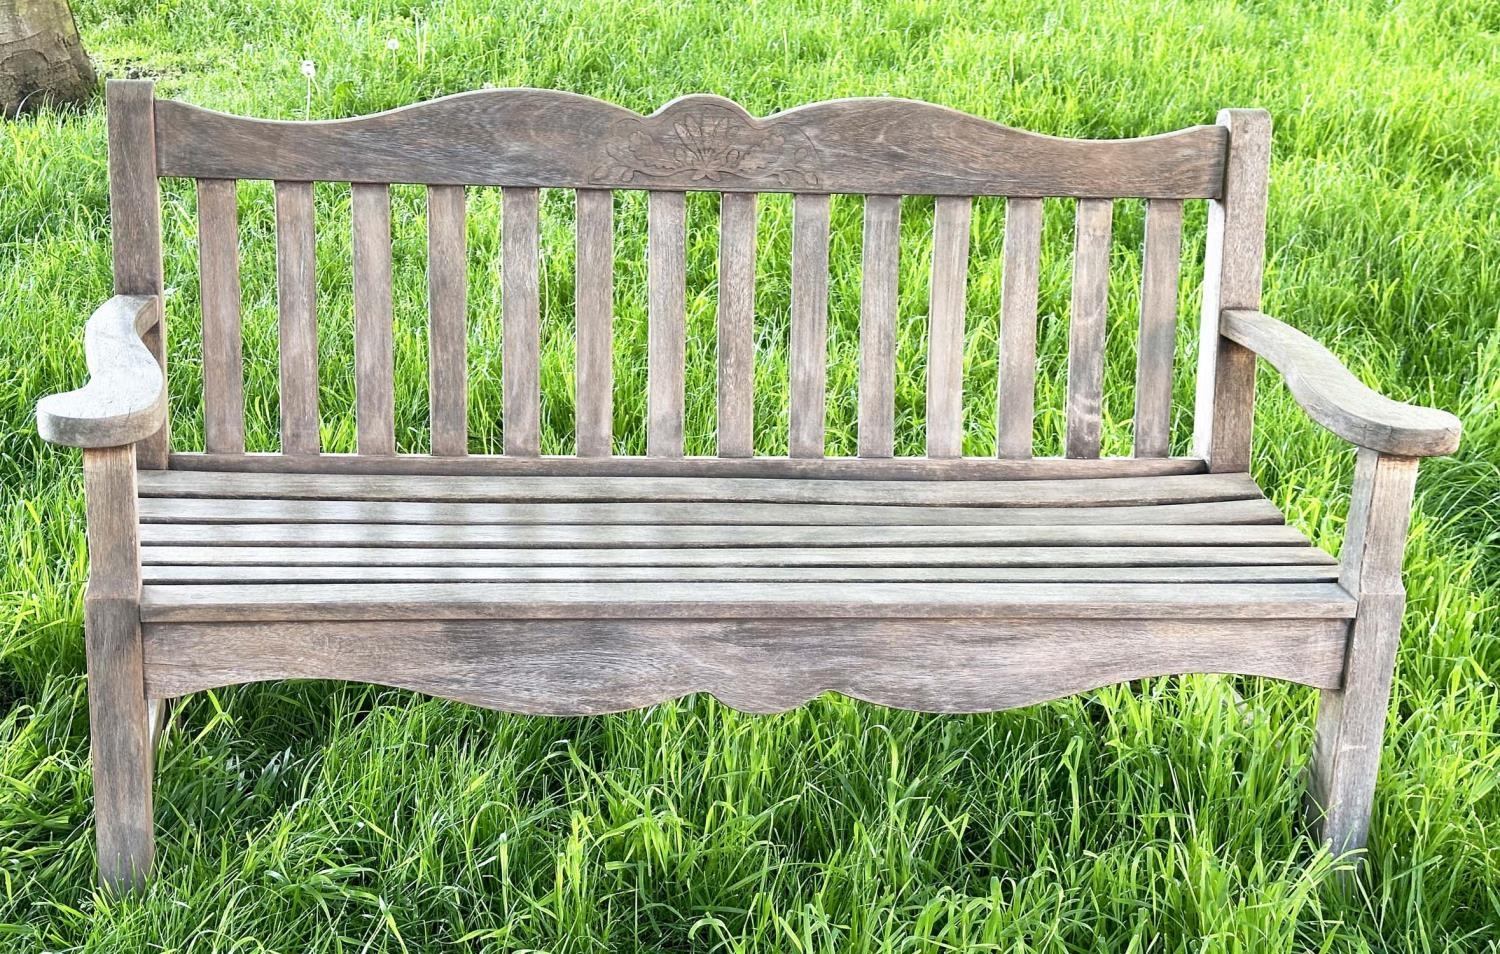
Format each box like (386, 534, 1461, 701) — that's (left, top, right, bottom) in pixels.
(1, 0, 95, 117)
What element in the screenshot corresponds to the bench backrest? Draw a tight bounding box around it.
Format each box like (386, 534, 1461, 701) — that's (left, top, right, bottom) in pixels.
(106, 80, 1270, 473)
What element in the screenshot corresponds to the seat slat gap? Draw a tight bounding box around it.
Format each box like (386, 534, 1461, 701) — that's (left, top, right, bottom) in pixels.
(1134, 198, 1185, 458)
(790, 193, 831, 458)
(998, 197, 1043, 459)
(502, 187, 541, 457)
(197, 178, 244, 455)
(352, 183, 395, 456)
(427, 185, 468, 457)
(273, 181, 320, 456)
(717, 192, 758, 458)
(575, 189, 615, 457)
(1065, 198, 1113, 458)
(647, 191, 687, 457)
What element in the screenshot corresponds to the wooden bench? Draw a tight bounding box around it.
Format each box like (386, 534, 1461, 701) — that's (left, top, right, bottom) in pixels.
(37, 81, 1462, 890)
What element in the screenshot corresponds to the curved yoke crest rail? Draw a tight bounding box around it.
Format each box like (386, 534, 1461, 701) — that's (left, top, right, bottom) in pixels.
(154, 89, 1229, 198)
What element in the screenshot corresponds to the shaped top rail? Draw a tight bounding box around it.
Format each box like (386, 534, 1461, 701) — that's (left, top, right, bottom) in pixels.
(154, 89, 1228, 198)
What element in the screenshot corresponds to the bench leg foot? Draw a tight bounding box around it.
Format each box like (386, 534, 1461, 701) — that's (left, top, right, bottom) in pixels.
(1306, 590, 1404, 863)
(85, 595, 154, 892)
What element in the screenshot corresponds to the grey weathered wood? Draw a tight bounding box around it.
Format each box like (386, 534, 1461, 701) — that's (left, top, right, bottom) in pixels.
(107, 80, 168, 469)
(858, 195, 901, 458)
(273, 181, 320, 456)
(575, 189, 614, 457)
(647, 191, 687, 457)
(502, 187, 541, 456)
(144, 563, 1341, 585)
(141, 543, 1335, 570)
(716, 192, 757, 457)
(997, 197, 1043, 459)
(927, 196, 972, 458)
(789, 193, 831, 457)
(1065, 198, 1112, 458)
(140, 581, 1354, 623)
(154, 92, 1230, 199)
(426, 185, 468, 457)
(137, 520, 1311, 550)
(167, 451, 1209, 480)
(1309, 449, 1419, 858)
(1133, 198, 1184, 458)
(1194, 109, 1270, 472)
(37, 296, 165, 448)
(142, 617, 1347, 713)
(139, 496, 1285, 527)
(352, 183, 395, 456)
(137, 469, 1263, 506)
(1222, 310, 1462, 457)
(196, 179, 244, 455)
(82, 445, 152, 891)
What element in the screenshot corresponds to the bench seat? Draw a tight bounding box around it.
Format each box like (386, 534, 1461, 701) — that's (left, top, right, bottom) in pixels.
(135, 469, 1351, 622)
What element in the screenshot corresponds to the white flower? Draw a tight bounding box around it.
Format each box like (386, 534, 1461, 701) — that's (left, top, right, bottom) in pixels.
(300, 59, 316, 78)
(386, 38, 400, 51)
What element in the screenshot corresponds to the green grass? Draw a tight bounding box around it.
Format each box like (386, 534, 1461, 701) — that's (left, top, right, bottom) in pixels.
(2, 0, 1498, 949)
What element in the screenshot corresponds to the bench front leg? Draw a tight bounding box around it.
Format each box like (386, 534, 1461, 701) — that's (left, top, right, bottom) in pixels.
(1308, 447, 1419, 858)
(82, 444, 153, 891)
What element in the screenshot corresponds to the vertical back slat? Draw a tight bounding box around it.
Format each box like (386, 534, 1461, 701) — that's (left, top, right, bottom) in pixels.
(858, 195, 901, 458)
(717, 192, 758, 458)
(575, 189, 615, 457)
(106, 80, 168, 468)
(1065, 198, 1113, 458)
(502, 187, 541, 457)
(997, 197, 1043, 459)
(196, 178, 244, 454)
(926, 195, 972, 458)
(273, 181, 319, 456)
(647, 191, 687, 457)
(427, 185, 468, 457)
(1133, 198, 1185, 458)
(789, 193, 831, 458)
(351, 183, 395, 456)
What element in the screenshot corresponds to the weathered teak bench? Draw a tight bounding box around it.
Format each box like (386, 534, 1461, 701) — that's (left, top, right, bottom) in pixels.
(37, 81, 1461, 890)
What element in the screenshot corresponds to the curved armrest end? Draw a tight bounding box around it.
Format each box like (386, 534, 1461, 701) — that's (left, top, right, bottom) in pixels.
(1221, 309, 1461, 457)
(36, 295, 166, 449)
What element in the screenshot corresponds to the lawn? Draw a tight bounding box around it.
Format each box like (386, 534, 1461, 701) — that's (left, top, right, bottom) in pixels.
(1, 0, 1498, 949)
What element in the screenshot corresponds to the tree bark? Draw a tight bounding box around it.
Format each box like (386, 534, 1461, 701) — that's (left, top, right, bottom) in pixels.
(1, 0, 95, 117)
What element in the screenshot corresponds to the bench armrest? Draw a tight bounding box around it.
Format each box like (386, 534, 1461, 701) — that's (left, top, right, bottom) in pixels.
(37, 295, 166, 449)
(1220, 309, 1461, 457)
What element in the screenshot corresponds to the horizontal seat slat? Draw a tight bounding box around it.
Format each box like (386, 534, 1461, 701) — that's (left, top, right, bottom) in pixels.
(140, 544, 1334, 568)
(140, 581, 1355, 623)
(142, 564, 1341, 585)
(140, 470, 1260, 506)
(138, 497, 1285, 527)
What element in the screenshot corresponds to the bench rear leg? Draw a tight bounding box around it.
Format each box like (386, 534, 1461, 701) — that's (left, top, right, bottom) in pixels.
(1306, 449, 1418, 861)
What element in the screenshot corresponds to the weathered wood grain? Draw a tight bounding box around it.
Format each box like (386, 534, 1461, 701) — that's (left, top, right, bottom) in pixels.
(997, 198, 1043, 458)
(1133, 198, 1184, 458)
(273, 181, 320, 456)
(858, 195, 901, 458)
(107, 80, 168, 469)
(927, 196, 972, 458)
(790, 194, 831, 457)
(426, 185, 468, 457)
(352, 183, 395, 456)
(648, 191, 687, 457)
(154, 92, 1229, 198)
(1194, 109, 1270, 472)
(142, 617, 1347, 712)
(575, 189, 615, 457)
(36, 296, 165, 448)
(196, 179, 244, 455)
(502, 187, 540, 456)
(1065, 198, 1112, 458)
(1221, 310, 1461, 457)
(717, 192, 757, 457)
(82, 445, 153, 891)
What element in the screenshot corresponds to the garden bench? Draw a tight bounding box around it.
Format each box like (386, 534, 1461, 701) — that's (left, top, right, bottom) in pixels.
(37, 81, 1461, 890)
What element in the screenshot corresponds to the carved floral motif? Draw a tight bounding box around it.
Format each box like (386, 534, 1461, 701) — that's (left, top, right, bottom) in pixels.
(591, 102, 821, 187)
